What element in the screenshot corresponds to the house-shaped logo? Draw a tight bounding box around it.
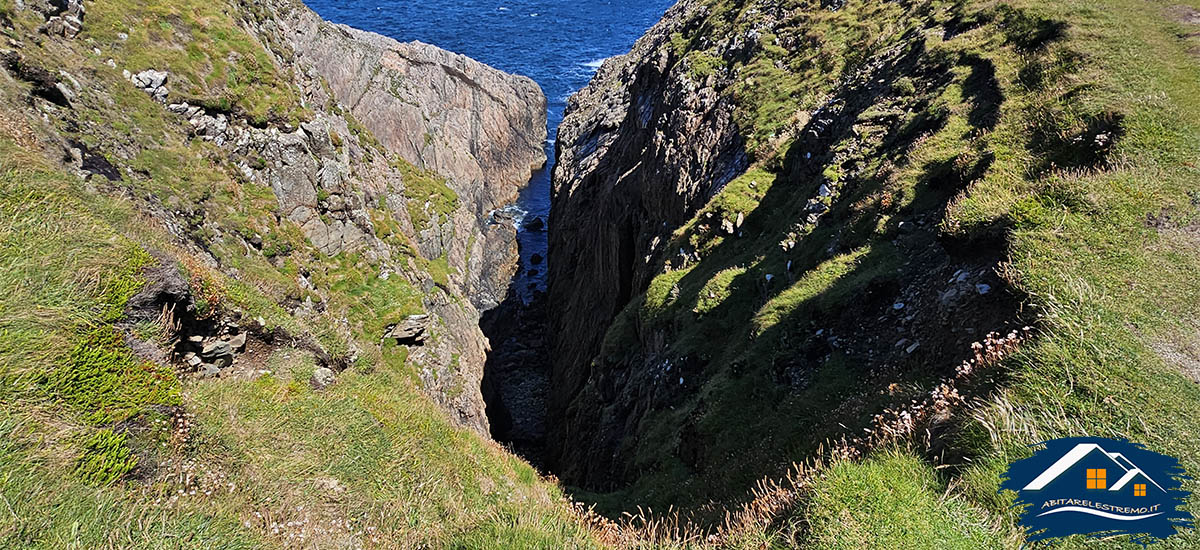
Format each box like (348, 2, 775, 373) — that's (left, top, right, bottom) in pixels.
(1000, 437, 1193, 545)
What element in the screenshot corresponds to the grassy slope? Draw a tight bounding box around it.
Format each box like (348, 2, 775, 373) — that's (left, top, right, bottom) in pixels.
(580, 0, 1200, 545)
(0, 1, 598, 548)
(2, 0, 1198, 545)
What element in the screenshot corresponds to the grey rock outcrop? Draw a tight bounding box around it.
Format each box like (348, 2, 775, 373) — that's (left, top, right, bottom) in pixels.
(36, 0, 84, 38)
(385, 314, 431, 345)
(235, 0, 547, 435)
(128, 69, 169, 102)
(267, 6, 547, 208)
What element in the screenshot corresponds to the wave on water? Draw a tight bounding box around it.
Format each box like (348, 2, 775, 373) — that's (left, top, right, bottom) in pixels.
(581, 57, 608, 71)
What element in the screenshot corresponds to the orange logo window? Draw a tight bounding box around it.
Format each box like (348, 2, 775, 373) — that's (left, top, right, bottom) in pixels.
(1087, 469, 1107, 489)
(1135, 484, 1147, 496)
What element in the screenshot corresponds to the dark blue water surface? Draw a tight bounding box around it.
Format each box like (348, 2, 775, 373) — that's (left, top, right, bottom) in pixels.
(303, 0, 674, 298)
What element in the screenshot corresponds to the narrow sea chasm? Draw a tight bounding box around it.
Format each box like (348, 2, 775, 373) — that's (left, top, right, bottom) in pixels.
(303, 0, 674, 463)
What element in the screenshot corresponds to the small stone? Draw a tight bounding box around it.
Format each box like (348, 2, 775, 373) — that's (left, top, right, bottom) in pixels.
(186, 355, 202, 367)
(188, 335, 204, 343)
(893, 302, 905, 310)
(199, 364, 220, 378)
(906, 342, 920, 354)
(311, 367, 336, 389)
(201, 340, 233, 359)
(975, 283, 992, 295)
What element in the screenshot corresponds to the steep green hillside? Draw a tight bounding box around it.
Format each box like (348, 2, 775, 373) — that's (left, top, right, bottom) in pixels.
(550, 0, 1200, 546)
(0, 0, 596, 548)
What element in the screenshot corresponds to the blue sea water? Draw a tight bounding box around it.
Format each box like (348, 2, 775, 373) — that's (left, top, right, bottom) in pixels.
(303, 0, 675, 298)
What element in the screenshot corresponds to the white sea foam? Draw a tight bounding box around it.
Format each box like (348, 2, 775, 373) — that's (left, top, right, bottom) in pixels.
(581, 57, 608, 70)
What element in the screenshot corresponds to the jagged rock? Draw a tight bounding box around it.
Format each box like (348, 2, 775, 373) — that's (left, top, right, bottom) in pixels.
(311, 367, 336, 389)
(125, 252, 192, 323)
(199, 363, 221, 378)
(201, 340, 233, 359)
(129, 69, 168, 102)
(522, 216, 545, 231)
(269, 5, 547, 207)
(37, 0, 84, 38)
(131, 69, 167, 90)
(228, 332, 247, 352)
(385, 314, 430, 345)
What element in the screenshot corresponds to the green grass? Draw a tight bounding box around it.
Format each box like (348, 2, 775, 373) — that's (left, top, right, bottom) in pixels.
(42, 326, 182, 425)
(84, 0, 308, 126)
(394, 157, 460, 231)
(803, 451, 1001, 549)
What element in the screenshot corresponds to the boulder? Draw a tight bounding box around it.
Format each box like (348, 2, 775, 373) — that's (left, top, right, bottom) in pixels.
(38, 0, 84, 38)
(311, 367, 336, 389)
(201, 340, 233, 360)
(522, 216, 545, 231)
(385, 314, 430, 345)
(124, 252, 192, 323)
(131, 69, 168, 90)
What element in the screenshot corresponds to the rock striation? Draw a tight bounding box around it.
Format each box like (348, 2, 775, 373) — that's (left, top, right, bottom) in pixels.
(545, 0, 749, 484)
(244, 0, 548, 434)
(260, 0, 547, 310)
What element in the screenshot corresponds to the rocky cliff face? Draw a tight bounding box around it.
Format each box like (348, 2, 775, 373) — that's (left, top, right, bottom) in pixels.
(546, 0, 748, 482)
(547, 0, 1028, 505)
(247, 0, 548, 433)
(2, 0, 546, 436)
(259, 0, 547, 309)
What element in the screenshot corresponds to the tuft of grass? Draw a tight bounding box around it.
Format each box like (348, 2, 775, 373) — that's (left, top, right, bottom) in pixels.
(803, 451, 1001, 549)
